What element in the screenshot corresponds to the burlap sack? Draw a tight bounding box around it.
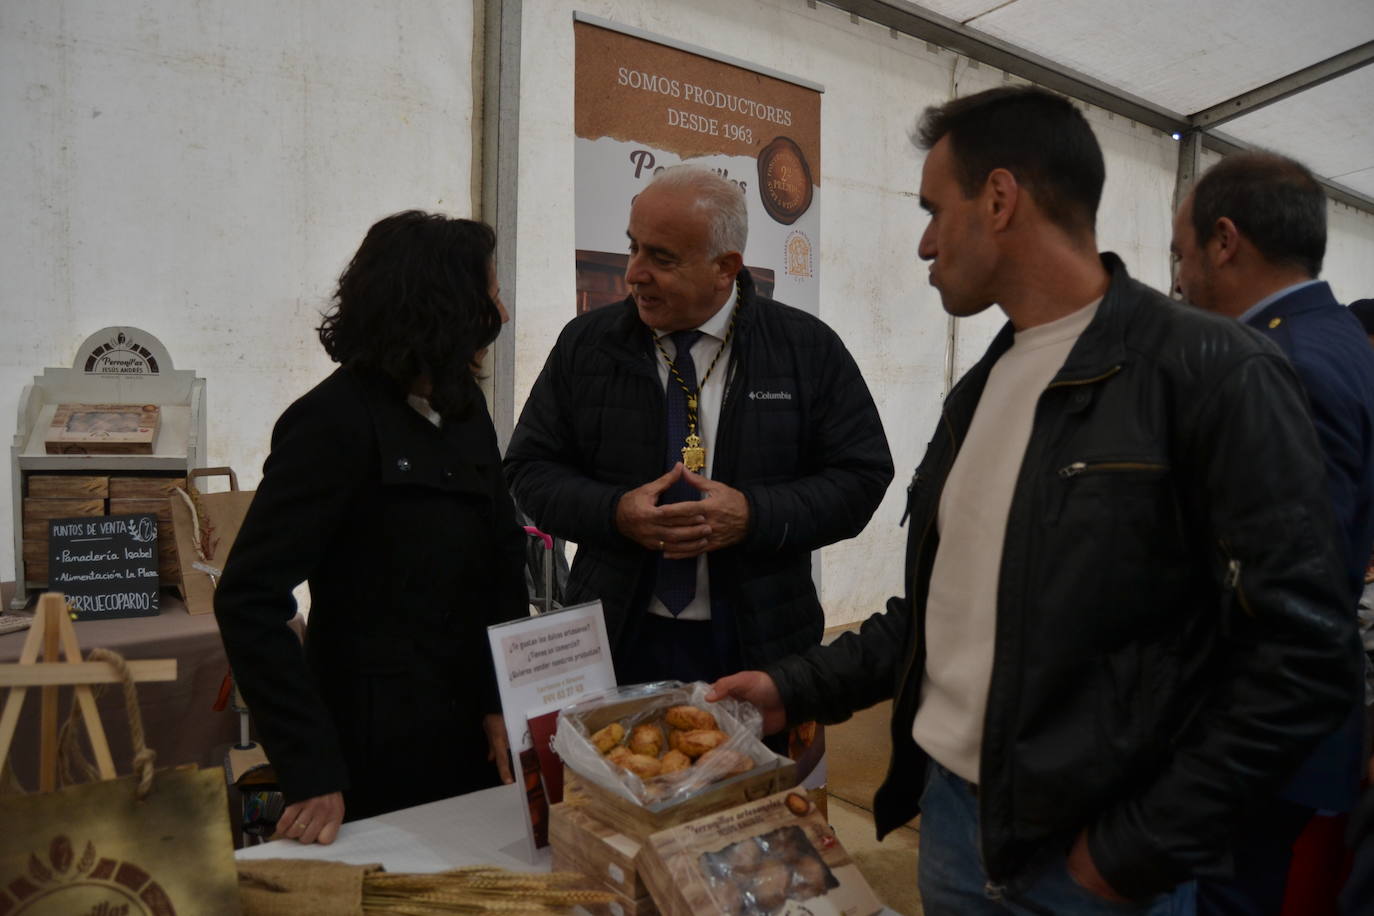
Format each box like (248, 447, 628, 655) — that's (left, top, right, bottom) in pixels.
(237, 858, 381, 916)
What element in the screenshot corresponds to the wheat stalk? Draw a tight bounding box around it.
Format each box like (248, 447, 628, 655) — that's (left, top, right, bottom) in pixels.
(360, 867, 615, 914)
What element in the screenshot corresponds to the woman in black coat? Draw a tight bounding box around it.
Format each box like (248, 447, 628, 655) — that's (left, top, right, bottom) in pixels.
(215, 212, 528, 844)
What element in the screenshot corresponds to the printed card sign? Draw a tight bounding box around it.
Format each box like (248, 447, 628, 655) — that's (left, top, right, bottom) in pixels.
(47, 513, 161, 620)
(488, 601, 617, 860)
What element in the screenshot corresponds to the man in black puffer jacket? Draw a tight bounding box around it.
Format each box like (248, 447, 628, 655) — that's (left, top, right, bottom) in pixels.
(506, 166, 892, 685)
(711, 88, 1356, 913)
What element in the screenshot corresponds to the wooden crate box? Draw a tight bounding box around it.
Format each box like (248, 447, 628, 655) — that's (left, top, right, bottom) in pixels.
(25, 475, 109, 499)
(550, 799, 650, 900)
(108, 475, 186, 499)
(108, 497, 181, 584)
(550, 849, 658, 916)
(21, 499, 105, 584)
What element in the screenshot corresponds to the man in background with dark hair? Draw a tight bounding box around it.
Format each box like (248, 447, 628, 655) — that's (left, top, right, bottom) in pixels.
(1172, 151, 1374, 915)
(711, 87, 1355, 913)
(1349, 298, 1374, 346)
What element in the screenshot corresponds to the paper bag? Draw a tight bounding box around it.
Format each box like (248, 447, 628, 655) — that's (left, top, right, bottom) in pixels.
(169, 467, 255, 615)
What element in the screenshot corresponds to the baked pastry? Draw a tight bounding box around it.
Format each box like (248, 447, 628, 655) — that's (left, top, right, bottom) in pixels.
(590, 722, 625, 754)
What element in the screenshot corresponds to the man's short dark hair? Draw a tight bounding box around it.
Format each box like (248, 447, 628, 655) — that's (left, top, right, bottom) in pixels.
(914, 86, 1104, 238)
(1191, 152, 1326, 277)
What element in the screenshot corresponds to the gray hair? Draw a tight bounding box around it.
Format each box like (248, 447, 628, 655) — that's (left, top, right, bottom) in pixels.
(645, 166, 748, 258)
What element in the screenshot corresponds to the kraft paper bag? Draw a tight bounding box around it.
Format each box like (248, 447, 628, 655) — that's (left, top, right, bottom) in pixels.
(169, 467, 255, 615)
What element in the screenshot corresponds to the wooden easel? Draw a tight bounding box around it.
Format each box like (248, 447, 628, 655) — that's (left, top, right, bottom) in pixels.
(0, 592, 176, 792)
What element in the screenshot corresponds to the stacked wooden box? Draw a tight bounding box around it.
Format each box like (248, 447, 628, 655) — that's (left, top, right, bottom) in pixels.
(550, 776, 658, 916)
(22, 474, 183, 586)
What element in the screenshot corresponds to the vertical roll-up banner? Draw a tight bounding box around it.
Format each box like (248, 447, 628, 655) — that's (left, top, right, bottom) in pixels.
(574, 15, 823, 316)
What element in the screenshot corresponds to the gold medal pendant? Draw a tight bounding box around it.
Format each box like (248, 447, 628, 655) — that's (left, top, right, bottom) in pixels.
(681, 432, 706, 472)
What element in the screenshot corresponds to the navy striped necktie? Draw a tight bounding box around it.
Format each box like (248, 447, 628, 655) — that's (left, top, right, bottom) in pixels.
(655, 329, 703, 614)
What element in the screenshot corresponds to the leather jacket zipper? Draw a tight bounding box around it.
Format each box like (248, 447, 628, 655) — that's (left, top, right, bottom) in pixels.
(894, 414, 957, 725)
(899, 469, 922, 528)
(1045, 365, 1122, 391)
(1058, 460, 1168, 478)
(1050, 460, 1168, 526)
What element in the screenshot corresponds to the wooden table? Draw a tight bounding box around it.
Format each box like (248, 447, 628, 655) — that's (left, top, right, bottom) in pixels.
(1, 582, 240, 789)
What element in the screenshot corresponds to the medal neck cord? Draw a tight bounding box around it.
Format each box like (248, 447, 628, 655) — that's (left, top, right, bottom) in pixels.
(652, 278, 741, 437)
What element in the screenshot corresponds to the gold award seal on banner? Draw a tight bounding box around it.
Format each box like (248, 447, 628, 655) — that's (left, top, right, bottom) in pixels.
(757, 136, 814, 225)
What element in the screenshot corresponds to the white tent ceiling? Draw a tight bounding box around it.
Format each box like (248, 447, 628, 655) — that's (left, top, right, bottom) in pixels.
(829, 0, 1374, 203)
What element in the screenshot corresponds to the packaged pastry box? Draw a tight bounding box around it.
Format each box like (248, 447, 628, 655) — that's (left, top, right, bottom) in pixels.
(553, 682, 798, 841)
(639, 788, 884, 916)
(44, 403, 160, 454)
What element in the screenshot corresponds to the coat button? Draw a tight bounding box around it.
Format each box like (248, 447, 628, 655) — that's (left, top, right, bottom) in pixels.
(442, 468, 454, 479)
(397, 458, 411, 472)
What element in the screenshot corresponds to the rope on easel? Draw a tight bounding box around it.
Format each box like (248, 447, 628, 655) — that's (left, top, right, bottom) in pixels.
(56, 647, 157, 798)
(0, 755, 21, 796)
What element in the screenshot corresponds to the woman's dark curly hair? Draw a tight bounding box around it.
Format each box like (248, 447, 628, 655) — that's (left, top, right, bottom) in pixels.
(318, 211, 502, 421)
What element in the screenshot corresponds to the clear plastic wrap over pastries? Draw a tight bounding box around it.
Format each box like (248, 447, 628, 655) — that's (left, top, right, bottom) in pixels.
(554, 680, 775, 807)
(699, 824, 841, 914)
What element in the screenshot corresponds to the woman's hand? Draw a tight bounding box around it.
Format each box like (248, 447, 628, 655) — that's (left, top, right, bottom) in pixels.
(273, 791, 345, 845)
(484, 713, 515, 784)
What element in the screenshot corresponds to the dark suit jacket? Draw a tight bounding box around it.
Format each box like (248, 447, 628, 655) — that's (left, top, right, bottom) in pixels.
(1248, 280, 1374, 812)
(215, 367, 528, 818)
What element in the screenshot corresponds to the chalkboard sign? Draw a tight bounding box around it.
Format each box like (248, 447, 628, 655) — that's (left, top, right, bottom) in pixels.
(47, 513, 161, 620)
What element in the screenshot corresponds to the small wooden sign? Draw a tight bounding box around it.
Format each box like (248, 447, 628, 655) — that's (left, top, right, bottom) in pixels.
(47, 514, 161, 620)
(44, 403, 160, 455)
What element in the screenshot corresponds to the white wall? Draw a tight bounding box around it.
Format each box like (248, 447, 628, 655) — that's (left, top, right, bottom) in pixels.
(1326, 202, 1374, 304)
(1, 1, 478, 578)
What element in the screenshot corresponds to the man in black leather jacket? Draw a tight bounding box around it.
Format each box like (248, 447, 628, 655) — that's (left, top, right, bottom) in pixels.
(711, 87, 1356, 912)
